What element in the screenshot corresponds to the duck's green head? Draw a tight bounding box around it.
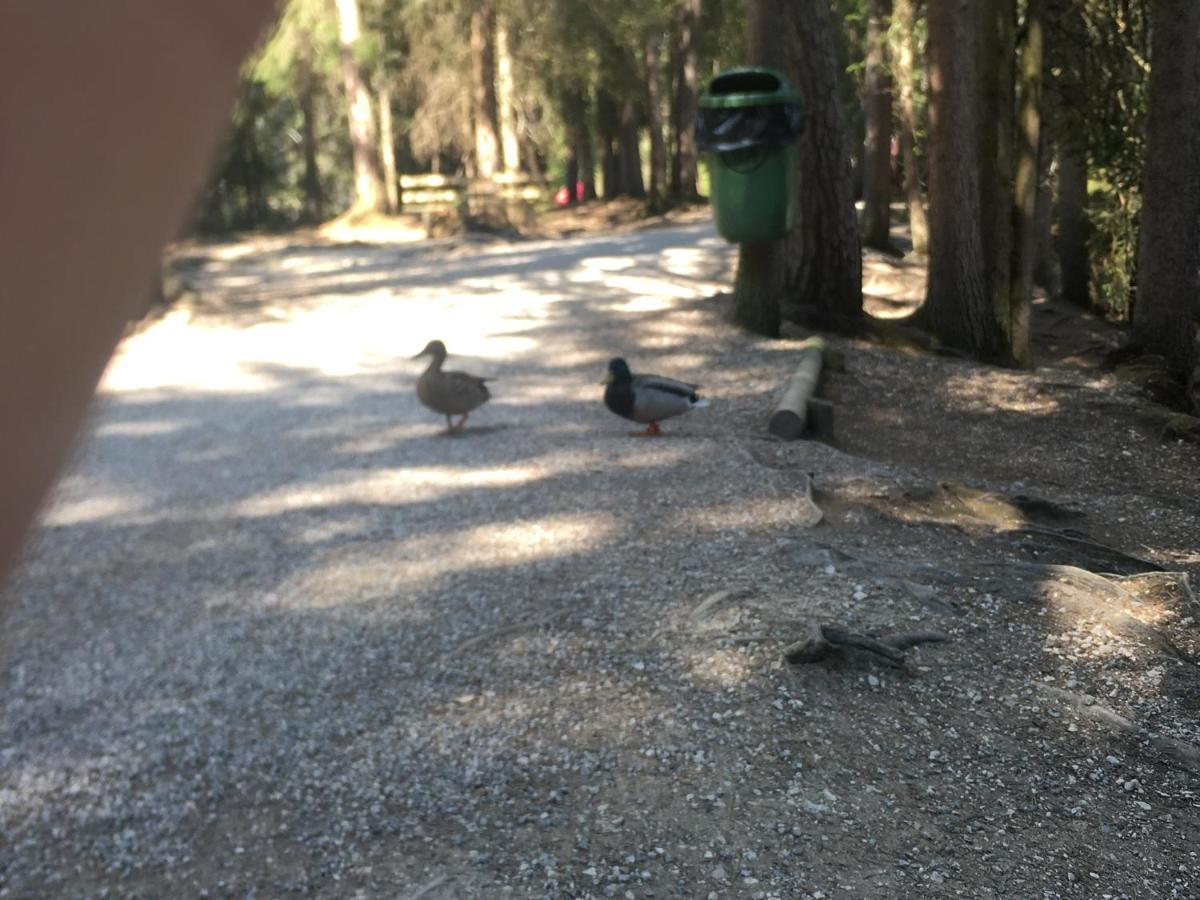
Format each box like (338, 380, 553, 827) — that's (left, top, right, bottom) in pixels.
(602, 357, 632, 386)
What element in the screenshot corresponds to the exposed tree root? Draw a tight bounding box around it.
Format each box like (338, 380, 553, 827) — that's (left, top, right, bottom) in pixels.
(1040, 685, 1200, 775)
(783, 620, 949, 667)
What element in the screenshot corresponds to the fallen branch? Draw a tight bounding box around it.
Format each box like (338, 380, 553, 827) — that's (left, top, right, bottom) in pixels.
(783, 621, 949, 667)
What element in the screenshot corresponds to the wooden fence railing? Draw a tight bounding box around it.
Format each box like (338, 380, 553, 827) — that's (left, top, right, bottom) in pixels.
(398, 173, 544, 218)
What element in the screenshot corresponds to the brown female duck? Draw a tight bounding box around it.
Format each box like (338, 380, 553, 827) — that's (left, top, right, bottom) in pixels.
(413, 340, 492, 432)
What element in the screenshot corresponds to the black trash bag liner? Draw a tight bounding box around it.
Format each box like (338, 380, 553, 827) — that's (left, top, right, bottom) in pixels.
(695, 103, 803, 153)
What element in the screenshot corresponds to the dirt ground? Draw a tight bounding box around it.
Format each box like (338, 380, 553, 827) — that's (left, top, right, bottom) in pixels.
(2, 211, 1199, 899)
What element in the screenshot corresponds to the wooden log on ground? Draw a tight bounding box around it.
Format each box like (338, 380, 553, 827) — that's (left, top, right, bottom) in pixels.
(769, 337, 831, 440)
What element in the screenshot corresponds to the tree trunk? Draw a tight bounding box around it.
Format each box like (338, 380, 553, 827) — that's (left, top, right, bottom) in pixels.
(1032, 137, 1059, 294)
(564, 146, 579, 207)
(579, 130, 597, 200)
(898, 121, 925, 254)
(618, 99, 646, 198)
(597, 89, 621, 199)
(1132, 0, 1200, 379)
(562, 89, 595, 203)
(1008, 0, 1045, 367)
(495, 16, 521, 173)
(470, 1, 501, 179)
(671, 0, 700, 200)
(516, 100, 546, 181)
(862, 0, 895, 251)
(785, 0, 864, 329)
(892, 0, 928, 253)
(735, 241, 786, 337)
(924, 0, 1002, 355)
(978, 0, 1016, 358)
(1056, 141, 1090, 308)
(564, 87, 597, 200)
(1034, 11, 1060, 297)
(667, 24, 682, 196)
(240, 90, 271, 226)
(298, 61, 324, 223)
(602, 143, 619, 199)
(645, 32, 669, 207)
(732, 0, 788, 337)
(378, 75, 399, 213)
(521, 134, 543, 182)
(335, 0, 386, 213)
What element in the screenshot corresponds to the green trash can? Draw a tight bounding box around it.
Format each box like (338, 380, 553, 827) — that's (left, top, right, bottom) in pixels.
(697, 68, 803, 243)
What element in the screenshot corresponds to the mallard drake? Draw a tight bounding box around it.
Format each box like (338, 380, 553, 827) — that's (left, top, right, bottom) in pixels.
(413, 340, 491, 432)
(602, 357, 709, 435)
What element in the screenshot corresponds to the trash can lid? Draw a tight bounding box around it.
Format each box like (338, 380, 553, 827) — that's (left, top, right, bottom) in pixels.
(700, 67, 801, 109)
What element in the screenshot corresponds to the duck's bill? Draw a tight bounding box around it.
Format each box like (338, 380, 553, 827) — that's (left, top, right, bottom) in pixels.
(412, 350, 428, 359)
(601, 372, 614, 385)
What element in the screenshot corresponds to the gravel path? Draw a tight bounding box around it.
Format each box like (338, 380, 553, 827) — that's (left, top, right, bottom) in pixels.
(2, 223, 1199, 899)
